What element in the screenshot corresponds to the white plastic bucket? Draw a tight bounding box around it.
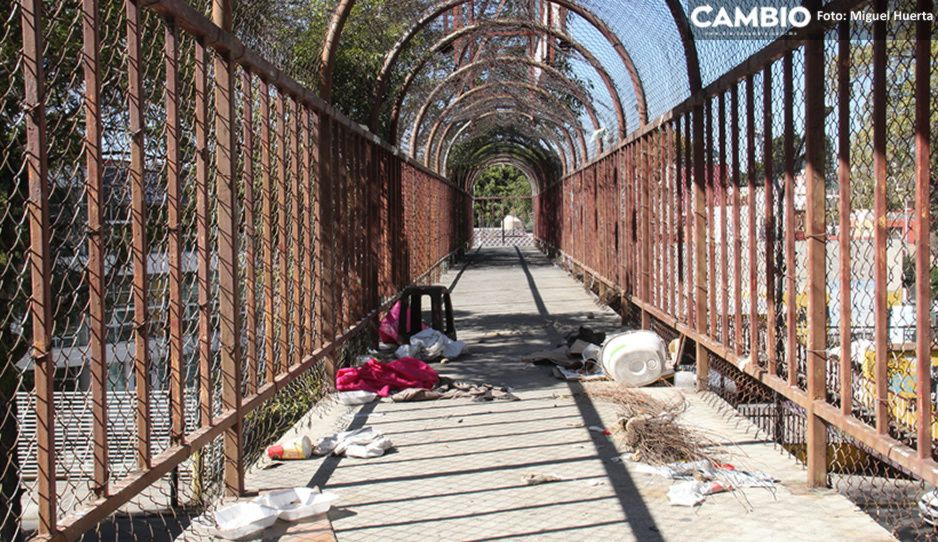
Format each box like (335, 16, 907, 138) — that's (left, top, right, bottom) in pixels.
(600, 330, 669, 386)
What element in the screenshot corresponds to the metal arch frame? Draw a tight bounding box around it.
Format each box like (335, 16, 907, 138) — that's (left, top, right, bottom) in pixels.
(433, 101, 582, 172)
(455, 142, 559, 191)
(437, 117, 569, 177)
(369, 20, 629, 139)
(367, 0, 647, 132)
(417, 82, 589, 163)
(438, 112, 572, 177)
(318, 0, 699, 123)
(318, 0, 356, 99)
(444, 122, 571, 180)
(466, 156, 541, 196)
(663, 0, 702, 93)
(403, 56, 605, 150)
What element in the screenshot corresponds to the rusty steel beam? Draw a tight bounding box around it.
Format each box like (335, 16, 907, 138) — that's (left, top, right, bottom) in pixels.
(872, 0, 888, 436)
(784, 51, 798, 387)
(804, 0, 829, 487)
(913, 0, 932, 460)
(126, 0, 151, 470)
(242, 71, 258, 396)
(835, 29, 850, 408)
(731, 85, 742, 356)
(370, 20, 629, 139)
(260, 80, 276, 384)
(165, 16, 185, 479)
(763, 66, 776, 374)
(20, 0, 57, 532)
(663, 0, 702, 93)
(82, 0, 109, 498)
(194, 39, 213, 423)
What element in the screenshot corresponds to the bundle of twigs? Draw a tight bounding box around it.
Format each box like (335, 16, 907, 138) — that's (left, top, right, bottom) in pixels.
(592, 387, 721, 465)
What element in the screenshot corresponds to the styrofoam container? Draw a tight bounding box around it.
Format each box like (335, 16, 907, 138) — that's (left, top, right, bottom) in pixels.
(600, 330, 671, 386)
(254, 487, 339, 522)
(213, 502, 279, 540)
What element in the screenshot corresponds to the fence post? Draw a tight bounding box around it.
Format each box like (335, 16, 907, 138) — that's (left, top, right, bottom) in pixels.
(692, 105, 709, 391)
(211, 0, 244, 496)
(20, 0, 57, 533)
(804, 0, 829, 488)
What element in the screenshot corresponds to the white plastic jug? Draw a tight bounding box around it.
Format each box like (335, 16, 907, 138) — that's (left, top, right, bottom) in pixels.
(600, 330, 669, 386)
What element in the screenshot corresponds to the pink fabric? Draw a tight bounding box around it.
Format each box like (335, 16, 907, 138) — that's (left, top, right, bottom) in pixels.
(377, 301, 430, 344)
(336, 357, 438, 397)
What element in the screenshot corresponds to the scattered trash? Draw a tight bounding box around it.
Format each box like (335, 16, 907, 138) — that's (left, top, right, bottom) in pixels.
(600, 330, 671, 386)
(391, 377, 519, 402)
(337, 390, 378, 405)
(212, 502, 279, 540)
(336, 357, 438, 397)
(314, 427, 393, 458)
(523, 327, 608, 381)
(267, 436, 313, 460)
(396, 327, 466, 361)
(523, 472, 564, 485)
(588, 425, 611, 436)
(566, 325, 604, 346)
(552, 364, 605, 381)
(254, 487, 339, 522)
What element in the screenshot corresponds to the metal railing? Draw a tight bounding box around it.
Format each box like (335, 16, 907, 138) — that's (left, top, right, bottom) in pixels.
(536, 0, 936, 506)
(7, 0, 470, 538)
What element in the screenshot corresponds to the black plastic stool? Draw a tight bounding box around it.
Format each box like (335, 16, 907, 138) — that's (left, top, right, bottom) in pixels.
(397, 285, 456, 342)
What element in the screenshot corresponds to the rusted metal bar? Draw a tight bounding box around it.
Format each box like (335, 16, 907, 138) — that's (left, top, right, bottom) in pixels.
(21, 0, 57, 532)
(785, 51, 798, 387)
(291, 98, 303, 366)
(82, 0, 109, 497)
(242, 70, 258, 396)
(303, 108, 315, 354)
(165, 15, 185, 456)
(913, 0, 932, 460)
(693, 105, 708, 391)
(640, 138, 650, 329)
(872, 0, 888, 435)
(684, 113, 694, 327)
(746, 75, 758, 363)
(718, 93, 728, 346)
(261, 80, 276, 383)
(731, 85, 742, 355)
(804, 1, 829, 486)
(195, 39, 213, 423)
(126, 0, 151, 469)
(706, 99, 716, 338)
(763, 66, 776, 374)
(835, 28, 850, 409)
(277, 93, 290, 376)
(212, 0, 244, 496)
(675, 119, 684, 321)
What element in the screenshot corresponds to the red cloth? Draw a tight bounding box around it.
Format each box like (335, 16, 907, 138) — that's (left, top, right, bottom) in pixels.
(336, 357, 438, 397)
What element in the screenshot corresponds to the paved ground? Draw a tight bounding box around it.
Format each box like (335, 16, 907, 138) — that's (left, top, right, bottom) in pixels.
(238, 247, 894, 541)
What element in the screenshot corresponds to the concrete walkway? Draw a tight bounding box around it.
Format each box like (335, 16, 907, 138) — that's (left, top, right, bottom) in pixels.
(241, 247, 894, 542)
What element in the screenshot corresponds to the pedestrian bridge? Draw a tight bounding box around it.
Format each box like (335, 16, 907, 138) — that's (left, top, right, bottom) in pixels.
(1, 0, 935, 540)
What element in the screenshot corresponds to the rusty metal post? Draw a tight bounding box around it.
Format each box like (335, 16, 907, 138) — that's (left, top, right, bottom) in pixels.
(913, 0, 932, 460)
(804, 2, 829, 487)
(705, 100, 716, 338)
(693, 105, 709, 391)
(763, 66, 777, 374)
(164, 16, 185, 508)
(746, 75, 759, 365)
(242, 70, 258, 396)
(195, 39, 213, 423)
(260, 80, 276, 383)
(82, 0, 109, 498)
(318, 116, 337, 379)
(290, 99, 303, 366)
(303, 108, 314, 354)
(718, 96, 728, 345)
(276, 94, 289, 376)
(20, 0, 57, 532)
(212, 0, 244, 496)
(835, 25, 851, 410)
(785, 51, 799, 388)
(126, 0, 151, 470)
(872, 0, 888, 435)
(731, 86, 742, 355)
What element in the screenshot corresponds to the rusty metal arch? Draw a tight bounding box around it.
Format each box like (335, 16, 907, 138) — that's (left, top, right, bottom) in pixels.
(443, 119, 571, 180)
(426, 93, 585, 170)
(318, 0, 356, 100)
(457, 141, 562, 192)
(663, 0, 702, 93)
(437, 112, 573, 177)
(367, 0, 647, 133)
(417, 82, 589, 163)
(466, 156, 541, 196)
(404, 56, 605, 152)
(369, 20, 629, 139)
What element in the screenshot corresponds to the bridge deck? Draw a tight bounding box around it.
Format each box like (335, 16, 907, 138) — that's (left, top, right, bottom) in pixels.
(241, 247, 893, 541)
